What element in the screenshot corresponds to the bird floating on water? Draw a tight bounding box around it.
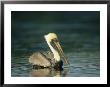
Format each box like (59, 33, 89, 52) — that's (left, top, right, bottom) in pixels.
(29, 33, 69, 70)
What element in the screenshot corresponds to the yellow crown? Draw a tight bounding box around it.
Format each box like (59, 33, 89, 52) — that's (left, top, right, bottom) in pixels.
(44, 33, 58, 42)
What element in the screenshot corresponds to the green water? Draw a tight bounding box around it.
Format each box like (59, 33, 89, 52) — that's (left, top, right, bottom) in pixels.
(11, 11, 100, 77)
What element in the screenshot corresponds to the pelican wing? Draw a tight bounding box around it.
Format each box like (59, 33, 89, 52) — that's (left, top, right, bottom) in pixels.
(42, 51, 54, 60)
(29, 52, 51, 67)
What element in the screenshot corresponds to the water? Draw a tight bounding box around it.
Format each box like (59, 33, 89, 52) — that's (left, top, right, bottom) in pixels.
(11, 11, 100, 77)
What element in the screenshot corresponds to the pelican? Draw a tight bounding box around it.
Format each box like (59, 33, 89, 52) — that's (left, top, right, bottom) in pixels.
(29, 33, 69, 70)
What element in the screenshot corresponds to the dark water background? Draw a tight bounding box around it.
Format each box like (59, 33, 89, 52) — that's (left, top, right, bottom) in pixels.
(11, 11, 100, 77)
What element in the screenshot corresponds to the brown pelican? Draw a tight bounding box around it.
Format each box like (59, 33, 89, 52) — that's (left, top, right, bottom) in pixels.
(29, 33, 69, 70)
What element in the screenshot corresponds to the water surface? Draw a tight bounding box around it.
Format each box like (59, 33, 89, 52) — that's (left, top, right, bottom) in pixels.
(11, 11, 100, 77)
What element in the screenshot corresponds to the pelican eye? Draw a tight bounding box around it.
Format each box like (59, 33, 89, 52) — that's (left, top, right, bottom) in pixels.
(52, 38, 59, 42)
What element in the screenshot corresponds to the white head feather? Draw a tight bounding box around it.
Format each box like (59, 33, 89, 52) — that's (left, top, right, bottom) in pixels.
(44, 33, 57, 42)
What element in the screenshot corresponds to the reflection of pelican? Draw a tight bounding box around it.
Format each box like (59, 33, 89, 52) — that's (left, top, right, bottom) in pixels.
(30, 68, 69, 77)
(29, 33, 69, 69)
(31, 69, 51, 77)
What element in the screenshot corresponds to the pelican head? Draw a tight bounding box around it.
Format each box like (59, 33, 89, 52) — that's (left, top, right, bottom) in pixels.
(44, 33, 69, 65)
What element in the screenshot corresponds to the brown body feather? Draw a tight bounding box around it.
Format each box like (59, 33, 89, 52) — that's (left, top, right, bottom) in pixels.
(29, 51, 55, 67)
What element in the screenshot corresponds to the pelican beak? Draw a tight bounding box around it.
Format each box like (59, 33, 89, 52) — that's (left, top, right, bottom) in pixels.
(50, 38, 69, 65)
